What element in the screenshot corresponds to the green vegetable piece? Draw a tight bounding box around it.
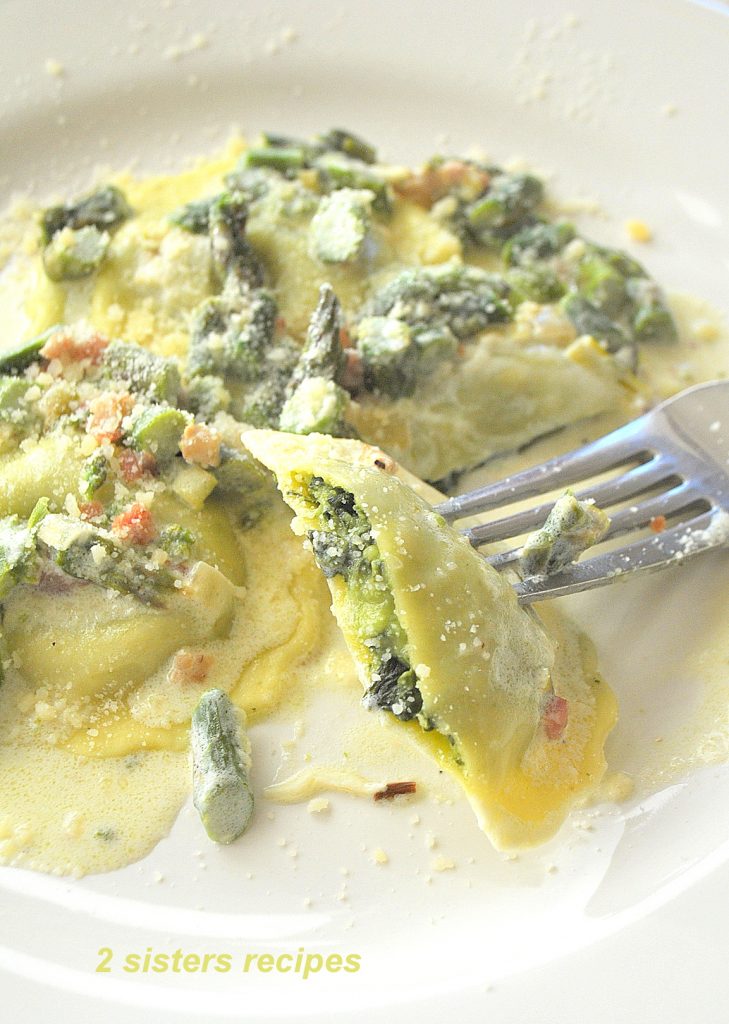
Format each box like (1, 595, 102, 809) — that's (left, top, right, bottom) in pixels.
(159, 524, 196, 557)
(289, 284, 345, 392)
(0, 376, 32, 426)
(36, 514, 171, 605)
(315, 152, 391, 215)
(410, 324, 458, 370)
(0, 376, 31, 408)
(169, 197, 215, 234)
(561, 293, 630, 355)
(243, 145, 310, 175)
(519, 491, 610, 577)
(633, 302, 678, 343)
(627, 278, 678, 343)
(318, 128, 377, 164)
(362, 658, 423, 722)
(357, 316, 417, 397)
(305, 477, 421, 721)
(0, 515, 38, 599)
(188, 288, 278, 381)
(211, 444, 271, 496)
(363, 263, 512, 344)
(101, 341, 181, 404)
(130, 406, 191, 462)
(575, 255, 629, 318)
(222, 166, 277, 204)
(41, 184, 132, 243)
(42, 225, 110, 282)
(79, 449, 109, 500)
(209, 191, 264, 289)
(182, 374, 232, 418)
(506, 264, 565, 304)
(0, 325, 62, 375)
(503, 221, 576, 266)
(279, 377, 349, 435)
(465, 172, 544, 246)
(191, 688, 254, 844)
(592, 244, 646, 280)
(308, 188, 373, 263)
(27, 497, 50, 530)
(233, 338, 299, 427)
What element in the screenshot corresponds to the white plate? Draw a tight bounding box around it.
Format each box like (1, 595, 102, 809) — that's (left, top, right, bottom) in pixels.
(2, 1, 729, 1021)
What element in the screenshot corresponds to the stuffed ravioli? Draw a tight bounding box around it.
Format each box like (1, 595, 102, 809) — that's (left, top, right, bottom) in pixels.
(244, 430, 617, 848)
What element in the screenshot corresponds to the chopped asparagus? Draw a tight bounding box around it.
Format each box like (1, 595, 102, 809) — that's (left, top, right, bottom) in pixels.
(36, 514, 173, 604)
(42, 225, 110, 282)
(356, 263, 511, 395)
(40, 185, 131, 283)
(364, 263, 512, 339)
(101, 341, 181, 404)
(158, 523, 196, 558)
(506, 264, 565, 304)
(575, 253, 631, 318)
(79, 449, 109, 500)
(308, 188, 374, 263)
(27, 497, 50, 530)
(210, 443, 271, 496)
(314, 152, 391, 215)
(0, 325, 62, 375)
(191, 688, 254, 844)
(356, 316, 417, 397)
(41, 184, 132, 243)
(288, 284, 345, 392)
(279, 377, 349, 435)
(627, 278, 678, 343)
(519, 492, 611, 577)
(169, 197, 215, 234)
(0, 376, 33, 429)
(317, 128, 378, 164)
(233, 339, 299, 427)
(130, 405, 191, 463)
(182, 374, 232, 419)
(464, 172, 544, 247)
(561, 294, 631, 355)
(188, 287, 278, 381)
(502, 221, 576, 266)
(242, 144, 311, 176)
(209, 191, 264, 289)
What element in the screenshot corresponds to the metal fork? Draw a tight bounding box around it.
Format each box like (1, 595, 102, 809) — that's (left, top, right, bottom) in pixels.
(435, 380, 729, 604)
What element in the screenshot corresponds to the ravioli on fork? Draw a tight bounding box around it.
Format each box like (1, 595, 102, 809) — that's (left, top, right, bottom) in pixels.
(244, 430, 616, 848)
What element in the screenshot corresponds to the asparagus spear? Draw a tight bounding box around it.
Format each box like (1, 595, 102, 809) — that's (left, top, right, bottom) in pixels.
(308, 188, 374, 264)
(0, 325, 62, 375)
(42, 225, 110, 282)
(191, 689, 254, 844)
(288, 283, 345, 392)
(519, 491, 610, 577)
(41, 184, 132, 243)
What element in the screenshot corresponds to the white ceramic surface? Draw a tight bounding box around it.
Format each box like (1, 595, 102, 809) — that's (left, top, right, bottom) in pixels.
(1, 1, 729, 1021)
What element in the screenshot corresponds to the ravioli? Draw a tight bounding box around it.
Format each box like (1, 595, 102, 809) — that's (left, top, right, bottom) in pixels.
(244, 430, 617, 848)
(0, 127, 679, 871)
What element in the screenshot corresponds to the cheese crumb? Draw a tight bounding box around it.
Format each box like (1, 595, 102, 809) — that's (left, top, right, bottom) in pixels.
(44, 58, 65, 78)
(625, 219, 652, 243)
(432, 855, 456, 872)
(371, 847, 389, 865)
(307, 797, 330, 814)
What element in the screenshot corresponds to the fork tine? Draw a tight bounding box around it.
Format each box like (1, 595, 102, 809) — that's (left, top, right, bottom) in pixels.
(514, 509, 723, 603)
(486, 482, 707, 568)
(435, 416, 651, 522)
(466, 456, 676, 546)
